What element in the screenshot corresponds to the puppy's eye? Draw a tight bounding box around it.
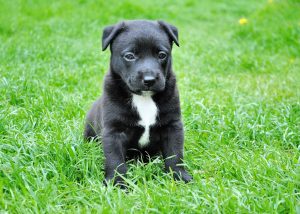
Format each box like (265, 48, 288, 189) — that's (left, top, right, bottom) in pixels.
(158, 51, 167, 60)
(123, 52, 136, 61)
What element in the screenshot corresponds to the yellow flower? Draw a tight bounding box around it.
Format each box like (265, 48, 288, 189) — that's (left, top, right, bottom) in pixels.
(239, 18, 248, 25)
(289, 58, 295, 64)
(268, 0, 273, 3)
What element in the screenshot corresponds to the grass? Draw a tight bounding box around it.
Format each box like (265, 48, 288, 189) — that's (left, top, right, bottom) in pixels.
(0, 0, 299, 213)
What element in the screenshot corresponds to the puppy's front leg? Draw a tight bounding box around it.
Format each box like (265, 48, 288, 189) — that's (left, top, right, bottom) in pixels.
(161, 120, 192, 183)
(102, 129, 127, 187)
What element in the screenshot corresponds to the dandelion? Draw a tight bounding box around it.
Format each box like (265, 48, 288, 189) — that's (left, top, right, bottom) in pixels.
(239, 18, 248, 25)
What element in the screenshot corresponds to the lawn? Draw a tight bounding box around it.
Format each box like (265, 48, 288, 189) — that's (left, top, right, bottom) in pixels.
(0, 0, 299, 213)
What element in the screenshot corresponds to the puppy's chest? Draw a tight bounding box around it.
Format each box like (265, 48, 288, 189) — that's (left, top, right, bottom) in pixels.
(132, 94, 158, 147)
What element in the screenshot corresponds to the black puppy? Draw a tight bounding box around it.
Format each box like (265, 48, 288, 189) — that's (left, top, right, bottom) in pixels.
(84, 20, 192, 186)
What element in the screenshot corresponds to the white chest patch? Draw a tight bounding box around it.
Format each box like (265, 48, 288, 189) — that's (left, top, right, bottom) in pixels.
(132, 92, 158, 147)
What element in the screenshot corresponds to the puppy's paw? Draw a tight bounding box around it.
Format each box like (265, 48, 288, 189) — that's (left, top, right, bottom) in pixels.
(104, 176, 127, 189)
(173, 170, 193, 183)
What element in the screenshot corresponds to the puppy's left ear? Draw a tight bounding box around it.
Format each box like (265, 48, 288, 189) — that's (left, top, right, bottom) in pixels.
(158, 20, 179, 47)
(102, 21, 125, 51)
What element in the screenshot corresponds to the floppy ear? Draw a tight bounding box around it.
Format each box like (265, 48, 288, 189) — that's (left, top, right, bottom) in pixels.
(102, 22, 125, 51)
(158, 20, 179, 47)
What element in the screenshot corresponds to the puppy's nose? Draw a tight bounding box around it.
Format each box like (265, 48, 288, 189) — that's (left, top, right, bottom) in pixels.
(143, 76, 156, 87)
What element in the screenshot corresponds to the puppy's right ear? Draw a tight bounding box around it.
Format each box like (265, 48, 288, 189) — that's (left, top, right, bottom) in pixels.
(102, 22, 125, 51)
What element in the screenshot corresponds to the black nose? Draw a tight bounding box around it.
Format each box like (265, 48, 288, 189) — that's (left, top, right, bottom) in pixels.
(143, 76, 156, 87)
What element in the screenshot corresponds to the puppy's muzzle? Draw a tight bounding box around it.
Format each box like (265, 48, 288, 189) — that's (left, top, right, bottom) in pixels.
(129, 69, 164, 92)
(138, 69, 159, 87)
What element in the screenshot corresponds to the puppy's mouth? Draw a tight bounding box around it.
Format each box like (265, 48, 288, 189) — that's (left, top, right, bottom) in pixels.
(128, 85, 164, 95)
(128, 88, 153, 95)
(126, 77, 166, 94)
(141, 86, 154, 91)
(131, 90, 155, 97)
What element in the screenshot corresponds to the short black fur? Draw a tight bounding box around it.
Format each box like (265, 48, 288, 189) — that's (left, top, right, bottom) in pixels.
(84, 20, 192, 186)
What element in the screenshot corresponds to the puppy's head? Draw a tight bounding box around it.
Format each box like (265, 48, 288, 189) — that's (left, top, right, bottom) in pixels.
(102, 20, 179, 94)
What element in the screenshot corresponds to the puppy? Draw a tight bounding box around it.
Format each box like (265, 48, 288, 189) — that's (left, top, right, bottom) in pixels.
(84, 20, 192, 186)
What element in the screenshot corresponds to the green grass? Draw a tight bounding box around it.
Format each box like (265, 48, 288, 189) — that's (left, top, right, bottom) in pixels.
(0, 0, 299, 213)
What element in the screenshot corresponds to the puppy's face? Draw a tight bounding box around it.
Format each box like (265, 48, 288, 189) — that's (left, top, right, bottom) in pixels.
(102, 20, 179, 94)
